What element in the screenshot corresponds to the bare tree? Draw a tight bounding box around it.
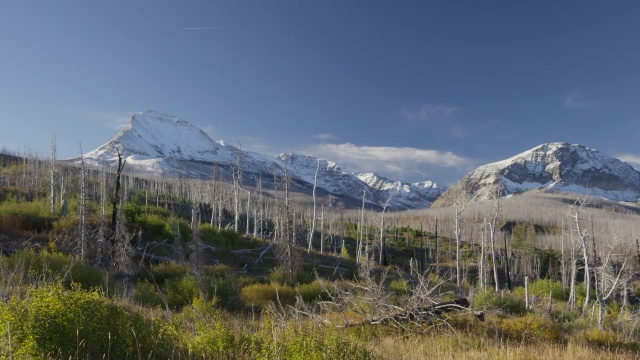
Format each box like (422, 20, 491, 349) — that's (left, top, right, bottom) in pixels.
(568, 198, 592, 315)
(50, 134, 56, 215)
(79, 142, 87, 261)
(60, 175, 68, 217)
(233, 146, 243, 233)
(593, 236, 631, 329)
(488, 197, 500, 292)
(308, 156, 320, 253)
(454, 195, 467, 287)
(320, 205, 325, 254)
(478, 222, 486, 290)
(111, 148, 126, 234)
(246, 191, 251, 235)
(357, 190, 366, 263)
(379, 195, 393, 266)
(111, 148, 127, 263)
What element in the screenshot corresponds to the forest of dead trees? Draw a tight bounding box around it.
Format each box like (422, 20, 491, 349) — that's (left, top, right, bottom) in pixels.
(3, 146, 640, 358)
(1, 146, 640, 329)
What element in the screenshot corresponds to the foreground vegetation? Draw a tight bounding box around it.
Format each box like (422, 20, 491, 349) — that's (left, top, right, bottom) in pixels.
(1, 152, 640, 359)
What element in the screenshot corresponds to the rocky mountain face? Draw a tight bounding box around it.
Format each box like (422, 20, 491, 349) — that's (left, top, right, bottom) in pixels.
(432, 142, 640, 207)
(78, 111, 444, 209)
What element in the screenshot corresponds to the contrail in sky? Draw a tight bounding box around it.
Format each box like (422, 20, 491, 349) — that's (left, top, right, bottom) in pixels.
(180, 27, 232, 30)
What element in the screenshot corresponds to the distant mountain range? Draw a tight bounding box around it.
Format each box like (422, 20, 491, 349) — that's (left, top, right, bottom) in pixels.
(78, 111, 445, 209)
(432, 142, 640, 207)
(77, 111, 640, 209)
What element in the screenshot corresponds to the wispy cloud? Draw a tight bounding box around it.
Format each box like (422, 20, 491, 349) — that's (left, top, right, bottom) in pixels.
(616, 154, 640, 170)
(300, 142, 472, 182)
(564, 90, 600, 109)
(402, 103, 459, 123)
(240, 136, 277, 156)
(312, 133, 338, 141)
(401, 103, 472, 139)
(201, 125, 218, 140)
(82, 111, 135, 130)
(445, 126, 470, 139)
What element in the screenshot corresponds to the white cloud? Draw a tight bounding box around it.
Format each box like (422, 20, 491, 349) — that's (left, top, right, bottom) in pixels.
(564, 90, 600, 109)
(82, 111, 135, 130)
(402, 103, 459, 123)
(312, 133, 338, 140)
(616, 154, 640, 170)
(300, 142, 472, 182)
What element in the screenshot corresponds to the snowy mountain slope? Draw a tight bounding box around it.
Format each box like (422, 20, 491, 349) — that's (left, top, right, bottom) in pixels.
(78, 111, 441, 209)
(279, 154, 445, 209)
(432, 142, 640, 207)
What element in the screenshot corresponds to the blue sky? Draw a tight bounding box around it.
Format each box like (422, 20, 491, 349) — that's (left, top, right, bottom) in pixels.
(1, 1, 640, 185)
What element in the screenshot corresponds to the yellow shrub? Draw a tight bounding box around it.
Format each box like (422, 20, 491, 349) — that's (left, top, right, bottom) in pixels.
(499, 314, 562, 342)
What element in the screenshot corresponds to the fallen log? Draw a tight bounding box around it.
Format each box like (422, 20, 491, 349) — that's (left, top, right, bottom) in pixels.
(254, 243, 274, 264)
(371, 298, 484, 326)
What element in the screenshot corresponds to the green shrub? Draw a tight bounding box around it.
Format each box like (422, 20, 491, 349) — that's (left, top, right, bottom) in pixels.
(0, 250, 112, 292)
(240, 283, 297, 308)
(389, 279, 411, 295)
(203, 264, 232, 277)
(514, 279, 567, 301)
(199, 273, 242, 310)
(150, 261, 188, 283)
(165, 274, 200, 310)
(0, 284, 168, 359)
(137, 213, 173, 240)
(295, 266, 316, 284)
(298, 281, 330, 303)
(252, 315, 378, 360)
(473, 290, 528, 315)
(133, 280, 166, 308)
(200, 224, 258, 249)
(268, 267, 288, 285)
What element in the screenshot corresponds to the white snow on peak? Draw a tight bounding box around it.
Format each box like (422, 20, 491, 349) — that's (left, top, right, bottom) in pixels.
(87, 110, 218, 161)
(83, 110, 276, 176)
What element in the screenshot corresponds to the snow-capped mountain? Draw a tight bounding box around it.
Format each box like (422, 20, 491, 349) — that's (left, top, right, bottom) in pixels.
(81, 110, 280, 181)
(356, 173, 443, 209)
(79, 111, 441, 209)
(432, 142, 640, 207)
(279, 154, 445, 209)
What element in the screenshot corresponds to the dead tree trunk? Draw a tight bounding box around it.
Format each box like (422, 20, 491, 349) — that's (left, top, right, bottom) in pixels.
(111, 149, 126, 260)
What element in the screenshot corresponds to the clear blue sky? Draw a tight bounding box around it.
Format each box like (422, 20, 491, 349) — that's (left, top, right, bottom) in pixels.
(2, 1, 640, 185)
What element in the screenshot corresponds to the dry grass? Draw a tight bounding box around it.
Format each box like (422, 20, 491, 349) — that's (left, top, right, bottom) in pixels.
(370, 334, 638, 360)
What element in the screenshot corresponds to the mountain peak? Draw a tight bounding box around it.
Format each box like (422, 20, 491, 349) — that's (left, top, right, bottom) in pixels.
(82, 111, 223, 168)
(130, 110, 199, 130)
(432, 142, 640, 207)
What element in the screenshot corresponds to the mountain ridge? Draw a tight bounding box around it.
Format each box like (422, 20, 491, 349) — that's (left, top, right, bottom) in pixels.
(78, 110, 444, 209)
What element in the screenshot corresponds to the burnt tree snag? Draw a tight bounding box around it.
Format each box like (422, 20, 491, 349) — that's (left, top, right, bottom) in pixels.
(111, 148, 126, 244)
